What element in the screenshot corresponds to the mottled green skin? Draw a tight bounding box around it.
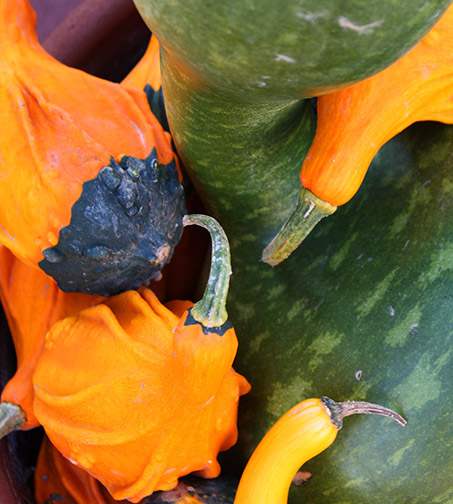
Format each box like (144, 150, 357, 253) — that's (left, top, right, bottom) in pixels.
(160, 53, 316, 232)
(161, 62, 453, 502)
(134, 0, 451, 98)
(156, 24, 453, 496)
(221, 122, 451, 503)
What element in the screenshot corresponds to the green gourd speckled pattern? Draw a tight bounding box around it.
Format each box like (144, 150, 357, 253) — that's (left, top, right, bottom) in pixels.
(133, 0, 451, 98)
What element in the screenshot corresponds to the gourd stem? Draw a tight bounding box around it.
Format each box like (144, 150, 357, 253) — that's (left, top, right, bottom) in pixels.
(262, 187, 336, 266)
(322, 397, 407, 430)
(183, 214, 231, 327)
(0, 402, 27, 439)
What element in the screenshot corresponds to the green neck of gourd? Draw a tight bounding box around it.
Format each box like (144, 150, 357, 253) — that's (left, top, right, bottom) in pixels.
(183, 214, 231, 327)
(262, 187, 337, 266)
(0, 402, 27, 439)
(160, 49, 316, 247)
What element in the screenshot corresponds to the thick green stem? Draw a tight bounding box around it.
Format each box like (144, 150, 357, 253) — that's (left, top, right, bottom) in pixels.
(0, 402, 27, 439)
(183, 214, 231, 327)
(322, 397, 407, 430)
(262, 187, 337, 266)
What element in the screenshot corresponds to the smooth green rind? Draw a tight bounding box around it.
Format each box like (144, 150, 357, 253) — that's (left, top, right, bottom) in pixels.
(0, 403, 26, 439)
(134, 0, 451, 98)
(183, 214, 231, 327)
(139, 15, 452, 499)
(174, 118, 453, 500)
(217, 122, 452, 503)
(262, 187, 336, 266)
(159, 51, 317, 247)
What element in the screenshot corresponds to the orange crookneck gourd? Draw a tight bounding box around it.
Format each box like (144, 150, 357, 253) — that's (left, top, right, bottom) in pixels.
(33, 214, 251, 503)
(0, 245, 104, 434)
(0, 0, 184, 295)
(234, 397, 406, 504)
(262, 3, 453, 265)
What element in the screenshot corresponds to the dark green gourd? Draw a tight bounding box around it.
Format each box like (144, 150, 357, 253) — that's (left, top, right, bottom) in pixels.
(39, 151, 186, 296)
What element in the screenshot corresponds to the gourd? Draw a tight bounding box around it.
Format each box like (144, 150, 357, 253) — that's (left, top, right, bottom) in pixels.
(160, 80, 453, 504)
(234, 397, 406, 503)
(122, 34, 169, 132)
(0, 246, 103, 434)
(0, 25, 168, 436)
(262, 4, 453, 264)
(0, 0, 184, 296)
(33, 215, 250, 503)
(133, 0, 450, 98)
(132, 0, 450, 256)
(34, 435, 128, 504)
(35, 435, 238, 504)
(122, 34, 161, 92)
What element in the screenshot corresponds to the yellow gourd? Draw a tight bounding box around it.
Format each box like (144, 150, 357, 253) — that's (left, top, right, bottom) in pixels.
(234, 397, 406, 503)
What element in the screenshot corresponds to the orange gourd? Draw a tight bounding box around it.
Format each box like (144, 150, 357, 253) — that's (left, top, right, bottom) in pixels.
(122, 33, 162, 92)
(122, 34, 171, 134)
(32, 215, 250, 503)
(0, 245, 103, 432)
(234, 397, 406, 504)
(34, 435, 231, 504)
(0, 0, 183, 295)
(262, 4, 453, 265)
(35, 435, 128, 504)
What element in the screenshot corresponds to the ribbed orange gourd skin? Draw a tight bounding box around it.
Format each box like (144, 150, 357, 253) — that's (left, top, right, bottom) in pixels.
(33, 288, 250, 503)
(0, 0, 174, 266)
(34, 435, 127, 504)
(0, 246, 103, 429)
(300, 4, 453, 207)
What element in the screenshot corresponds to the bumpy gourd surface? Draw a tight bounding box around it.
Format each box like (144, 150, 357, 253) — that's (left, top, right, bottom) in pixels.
(39, 150, 186, 296)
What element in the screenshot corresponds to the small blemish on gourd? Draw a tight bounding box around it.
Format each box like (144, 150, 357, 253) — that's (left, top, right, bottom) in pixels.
(337, 17, 383, 35)
(384, 304, 421, 348)
(355, 270, 397, 318)
(275, 54, 296, 64)
(292, 470, 312, 486)
(295, 11, 328, 24)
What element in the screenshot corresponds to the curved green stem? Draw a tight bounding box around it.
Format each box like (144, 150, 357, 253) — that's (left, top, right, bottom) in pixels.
(0, 402, 27, 439)
(262, 187, 337, 266)
(183, 214, 231, 327)
(322, 397, 407, 430)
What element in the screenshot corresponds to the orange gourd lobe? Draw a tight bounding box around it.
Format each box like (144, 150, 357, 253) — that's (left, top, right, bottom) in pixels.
(0, 245, 103, 430)
(0, 0, 183, 295)
(300, 4, 453, 207)
(33, 288, 250, 503)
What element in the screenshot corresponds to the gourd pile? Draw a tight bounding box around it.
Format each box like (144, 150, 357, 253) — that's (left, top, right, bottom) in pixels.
(0, 0, 452, 503)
